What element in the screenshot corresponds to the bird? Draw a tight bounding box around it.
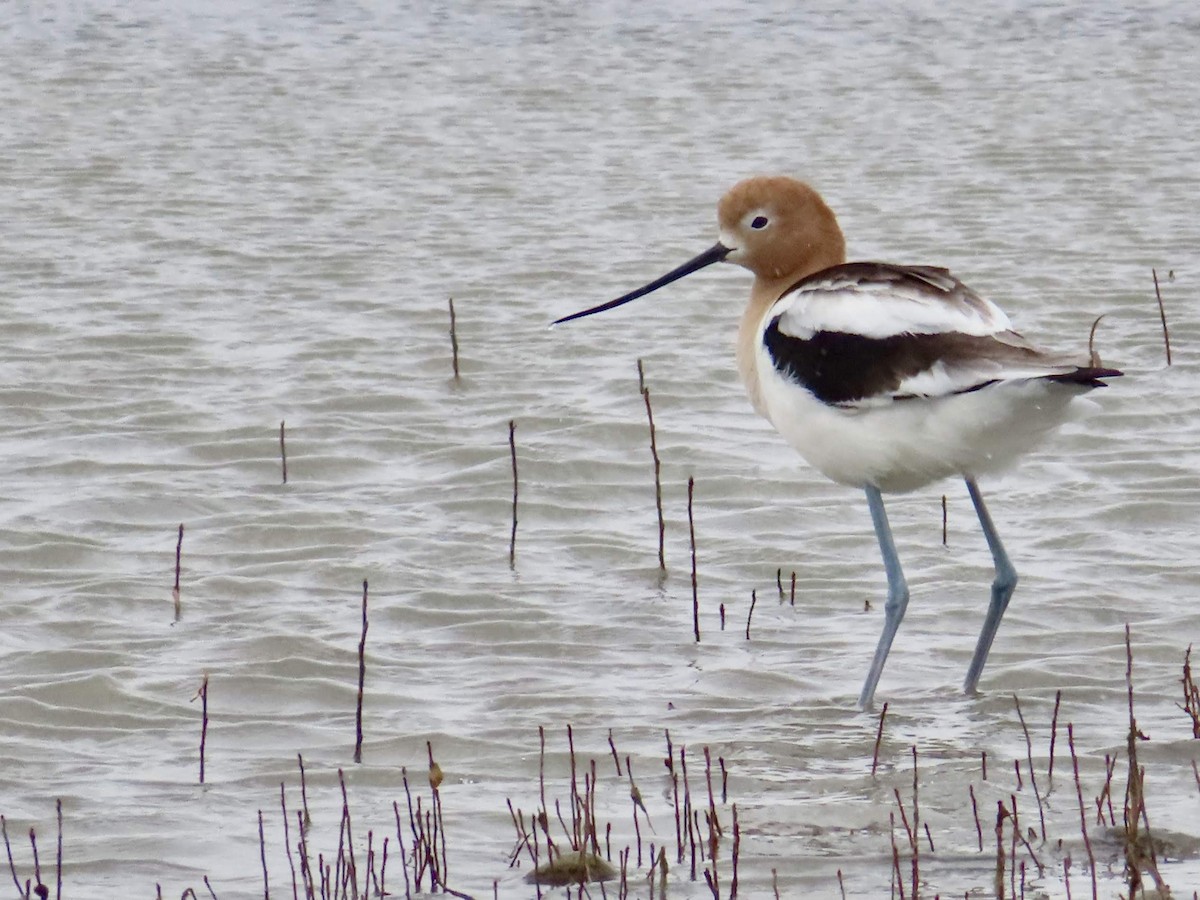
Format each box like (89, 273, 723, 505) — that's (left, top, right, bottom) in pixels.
(553, 175, 1121, 708)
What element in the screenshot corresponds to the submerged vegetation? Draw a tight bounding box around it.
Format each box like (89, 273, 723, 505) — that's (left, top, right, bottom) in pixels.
(5, 630, 1200, 897)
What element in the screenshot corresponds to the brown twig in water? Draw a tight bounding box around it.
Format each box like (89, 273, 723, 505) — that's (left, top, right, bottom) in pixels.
(637, 359, 666, 572)
(628, 757, 650, 865)
(680, 746, 696, 878)
(730, 804, 740, 899)
(871, 702, 889, 778)
(278, 784, 298, 899)
(665, 730, 682, 864)
(508, 420, 518, 568)
(910, 746, 920, 896)
(337, 768, 360, 896)
(1008, 793, 1047, 877)
(279, 421, 287, 484)
(1096, 753, 1118, 827)
(941, 495, 948, 546)
(893, 786, 915, 847)
(1067, 724, 1098, 900)
(1048, 689, 1062, 785)
(1123, 624, 1169, 895)
(2, 816, 21, 897)
(969, 784, 983, 851)
(354, 580, 369, 763)
(607, 729, 622, 777)
(789, 571, 796, 606)
(982, 750, 988, 781)
(1152, 268, 1172, 366)
(296, 754, 311, 832)
(688, 477, 699, 642)
(1012, 695, 1047, 840)
(173, 523, 184, 622)
(1179, 643, 1200, 737)
(888, 811, 906, 900)
(29, 825, 44, 898)
(294, 809, 313, 897)
(54, 800, 61, 900)
(192, 674, 209, 784)
(775, 568, 784, 600)
(258, 809, 270, 899)
(892, 757, 920, 898)
(427, 742, 449, 887)
(448, 298, 461, 379)
(745, 590, 757, 640)
(701, 747, 720, 897)
(994, 801, 1009, 899)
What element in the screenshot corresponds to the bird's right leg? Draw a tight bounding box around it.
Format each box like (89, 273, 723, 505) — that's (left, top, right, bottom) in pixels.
(859, 484, 910, 709)
(962, 477, 1018, 694)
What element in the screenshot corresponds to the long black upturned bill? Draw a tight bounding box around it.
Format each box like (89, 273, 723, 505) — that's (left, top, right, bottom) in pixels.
(552, 241, 731, 325)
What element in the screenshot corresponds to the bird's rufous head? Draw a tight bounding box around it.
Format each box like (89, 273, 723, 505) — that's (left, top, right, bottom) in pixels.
(716, 176, 846, 285)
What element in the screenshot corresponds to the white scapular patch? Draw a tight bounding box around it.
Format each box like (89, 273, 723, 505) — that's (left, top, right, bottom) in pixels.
(774, 265, 1013, 340)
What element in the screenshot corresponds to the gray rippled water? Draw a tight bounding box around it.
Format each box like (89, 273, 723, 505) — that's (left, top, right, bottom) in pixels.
(2, 0, 1199, 896)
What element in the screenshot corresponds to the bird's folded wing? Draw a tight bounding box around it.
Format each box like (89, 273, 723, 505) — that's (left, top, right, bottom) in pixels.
(763, 263, 1098, 407)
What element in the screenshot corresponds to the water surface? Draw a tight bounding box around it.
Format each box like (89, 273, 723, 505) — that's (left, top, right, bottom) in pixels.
(2, 1, 1199, 895)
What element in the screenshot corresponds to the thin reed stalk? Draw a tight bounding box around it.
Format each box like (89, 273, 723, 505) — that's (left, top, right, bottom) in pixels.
(173, 523, 184, 622)
(278, 784, 298, 900)
(54, 800, 61, 900)
(258, 809, 270, 899)
(1012, 695, 1047, 840)
(354, 580, 369, 764)
(448, 298, 461, 379)
(508, 420, 518, 567)
(1152, 268, 1172, 366)
(1067, 724, 1098, 900)
(1048, 689, 1062, 785)
(637, 360, 666, 572)
(1180, 644, 1200, 737)
(688, 477, 699, 642)
(870, 702, 888, 778)
(1123, 625, 1169, 895)
(194, 675, 209, 784)
(994, 801, 1009, 899)
(969, 784, 983, 851)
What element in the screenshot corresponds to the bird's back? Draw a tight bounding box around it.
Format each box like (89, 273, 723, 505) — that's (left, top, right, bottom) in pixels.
(751, 261, 1121, 491)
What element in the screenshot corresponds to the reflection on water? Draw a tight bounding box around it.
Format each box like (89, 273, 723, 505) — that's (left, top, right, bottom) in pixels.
(1, 0, 1199, 894)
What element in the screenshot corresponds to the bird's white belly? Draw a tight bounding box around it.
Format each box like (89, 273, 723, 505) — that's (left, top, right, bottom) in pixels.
(755, 368, 1087, 493)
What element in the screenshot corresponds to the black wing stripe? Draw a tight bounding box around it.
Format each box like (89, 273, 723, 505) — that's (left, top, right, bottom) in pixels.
(762, 318, 1121, 406)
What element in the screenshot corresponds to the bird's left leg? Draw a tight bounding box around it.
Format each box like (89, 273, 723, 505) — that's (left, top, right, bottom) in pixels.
(859, 484, 909, 709)
(963, 477, 1019, 694)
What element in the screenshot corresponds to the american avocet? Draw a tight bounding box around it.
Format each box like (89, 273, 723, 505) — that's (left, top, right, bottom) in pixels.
(555, 175, 1121, 708)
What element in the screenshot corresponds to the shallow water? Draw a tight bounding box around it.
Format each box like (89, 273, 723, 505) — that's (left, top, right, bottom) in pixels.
(2, 0, 1199, 896)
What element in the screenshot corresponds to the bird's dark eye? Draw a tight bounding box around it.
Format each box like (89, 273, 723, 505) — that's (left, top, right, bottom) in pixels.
(750, 215, 769, 230)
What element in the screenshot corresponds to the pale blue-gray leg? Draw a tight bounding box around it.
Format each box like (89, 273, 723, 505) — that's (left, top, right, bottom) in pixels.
(859, 485, 909, 709)
(963, 477, 1019, 694)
